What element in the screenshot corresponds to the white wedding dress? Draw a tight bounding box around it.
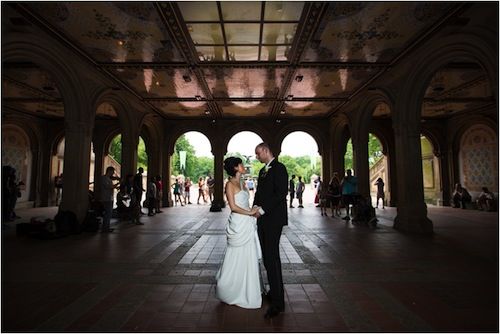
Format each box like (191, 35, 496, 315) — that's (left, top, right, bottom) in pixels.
(215, 187, 263, 309)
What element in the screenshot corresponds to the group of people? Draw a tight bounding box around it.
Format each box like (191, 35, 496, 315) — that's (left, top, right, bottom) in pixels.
(2, 165, 24, 224)
(99, 167, 163, 233)
(452, 183, 496, 211)
(172, 175, 215, 206)
(288, 175, 305, 208)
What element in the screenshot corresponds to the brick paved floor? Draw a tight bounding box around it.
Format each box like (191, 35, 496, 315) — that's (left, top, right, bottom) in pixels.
(2, 203, 498, 332)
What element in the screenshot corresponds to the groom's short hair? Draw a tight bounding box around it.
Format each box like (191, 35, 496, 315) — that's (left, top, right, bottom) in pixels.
(256, 142, 272, 154)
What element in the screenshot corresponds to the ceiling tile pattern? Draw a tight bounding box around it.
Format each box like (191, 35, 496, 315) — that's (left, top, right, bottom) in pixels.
(27, 2, 183, 62)
(302, 2, 454, 62)
(4, 2, 490, 120)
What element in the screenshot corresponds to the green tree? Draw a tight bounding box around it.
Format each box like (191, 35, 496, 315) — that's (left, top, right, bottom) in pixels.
(343, 135, 383, 172)
(192, 156, 214, 180)
(137, 137, 148, 170)
(109, 134, 122, 164)
(344, 139, 353, 171)
(368, 133, 383, 168)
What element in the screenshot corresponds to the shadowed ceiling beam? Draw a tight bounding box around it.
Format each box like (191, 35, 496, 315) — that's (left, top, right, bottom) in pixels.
(155, 2, 222, 118)
(270, 2, 327, 118)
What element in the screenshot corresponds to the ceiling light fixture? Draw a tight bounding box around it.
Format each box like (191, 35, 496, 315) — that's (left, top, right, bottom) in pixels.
(117, 40, 125, 46)
(280, 110, 286, 114)
(183, 75, 191, 83)
(276, 119, 281, 123)
(155, 81, 160, 86)
(286, 95, 293, 100)
(195, 95, 202, 101)
(204, 110, 210, 115)
(295, 75, 303, 82)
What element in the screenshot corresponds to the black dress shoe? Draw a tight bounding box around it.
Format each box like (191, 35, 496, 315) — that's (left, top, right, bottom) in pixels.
(264, 306, 284, 319)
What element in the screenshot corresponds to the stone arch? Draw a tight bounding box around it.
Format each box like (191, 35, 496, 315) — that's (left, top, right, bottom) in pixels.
(167, 125, 213, 156)
(457, 123, 498, 193)
(274, 123, 324, 156)
(355, 89, 395, 137)
(1, 118, 42, 202)
(222, 121, 272, 152)
(420, 128, 442, 157)
(102, 127, 123, 157)
(94, 91, 136, 135)
(2, 33, 86, 121)
(1, 124, 33, 202)
(398, 32, 497, 125)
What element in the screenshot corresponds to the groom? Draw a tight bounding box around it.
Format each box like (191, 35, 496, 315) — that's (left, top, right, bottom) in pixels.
(253, 142, 288, 318)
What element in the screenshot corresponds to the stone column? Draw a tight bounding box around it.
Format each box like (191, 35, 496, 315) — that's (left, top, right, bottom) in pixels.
(121, 136, 139, 178)
(60, 120, 94, 222)
(146, 147, 160, 181)
(352, 131, 370, 198)
(92, 141, 105, 199)
(438, 148, 452, 206)
(162, 151, 173, 207)
(321, 142, 331, 186)
(211, 146, 226, 210)
(392, 122, 433, 234)
(387, 149, 398, 207)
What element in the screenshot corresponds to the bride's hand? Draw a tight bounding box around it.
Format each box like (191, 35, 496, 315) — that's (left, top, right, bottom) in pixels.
(250, 207, 260, 215)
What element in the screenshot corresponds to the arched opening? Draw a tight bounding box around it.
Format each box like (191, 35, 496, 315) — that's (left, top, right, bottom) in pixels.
(171, 131, 213, 206)
(226, 131, 263, 203)
(368, 133, 387, 207)
(344, 138, 353, 174)
(421, 62, 495, 206)
(1, 125, 32, 205)
(420, 135, 441, 205)
(280, 131, 321, 206)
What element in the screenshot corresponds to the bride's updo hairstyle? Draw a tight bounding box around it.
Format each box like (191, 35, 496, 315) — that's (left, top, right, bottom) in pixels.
(224, 157, 242, 177)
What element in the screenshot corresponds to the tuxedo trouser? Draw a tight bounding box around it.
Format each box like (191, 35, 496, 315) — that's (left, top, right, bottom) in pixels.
(258, 223, 285, 309)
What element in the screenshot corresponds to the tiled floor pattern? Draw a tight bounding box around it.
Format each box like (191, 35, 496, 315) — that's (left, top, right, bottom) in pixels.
(1, 204, 498, 332)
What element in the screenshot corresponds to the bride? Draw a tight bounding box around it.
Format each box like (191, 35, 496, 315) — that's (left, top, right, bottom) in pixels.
(215, 156, 264, 309)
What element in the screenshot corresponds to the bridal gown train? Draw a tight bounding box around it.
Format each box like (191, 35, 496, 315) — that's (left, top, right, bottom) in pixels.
(216, 189, 263, 309)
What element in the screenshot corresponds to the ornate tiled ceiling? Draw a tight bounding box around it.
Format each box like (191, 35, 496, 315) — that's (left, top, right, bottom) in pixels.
(3, 1, 489, 120)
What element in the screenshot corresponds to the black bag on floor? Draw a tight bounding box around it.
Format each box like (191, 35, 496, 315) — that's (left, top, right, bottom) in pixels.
(54, 210, 79, 235)
(82, 210, 100, 233)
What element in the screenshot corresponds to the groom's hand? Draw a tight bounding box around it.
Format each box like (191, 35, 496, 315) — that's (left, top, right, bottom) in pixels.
(253, 211, 261, 218)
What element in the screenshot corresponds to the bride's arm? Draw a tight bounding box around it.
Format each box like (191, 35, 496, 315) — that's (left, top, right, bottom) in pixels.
(225, 182, 259, 216)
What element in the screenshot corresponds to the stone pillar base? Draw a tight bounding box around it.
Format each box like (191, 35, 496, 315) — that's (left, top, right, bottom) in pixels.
(210, 199, 226, 212)
(394, 214, 433, 234)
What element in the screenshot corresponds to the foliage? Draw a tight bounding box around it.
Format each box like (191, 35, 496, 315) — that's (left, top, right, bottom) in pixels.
(343, 134, 383, 172)
(344, 139, 353, 171)
(368, 133, 383, 168)
(109, 135, 148, 169)
(137, 137, 148, 169)
(109, 135, 122, 164)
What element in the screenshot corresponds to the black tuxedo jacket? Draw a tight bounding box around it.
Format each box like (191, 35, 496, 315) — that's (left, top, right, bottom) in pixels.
(253, 159, 289, 227)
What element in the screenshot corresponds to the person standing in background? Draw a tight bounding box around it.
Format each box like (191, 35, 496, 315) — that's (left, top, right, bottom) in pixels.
(289, 175, 296, 208)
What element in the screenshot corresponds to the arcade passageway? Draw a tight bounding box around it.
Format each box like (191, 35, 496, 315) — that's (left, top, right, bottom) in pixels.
(2, 205, 497, 332)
